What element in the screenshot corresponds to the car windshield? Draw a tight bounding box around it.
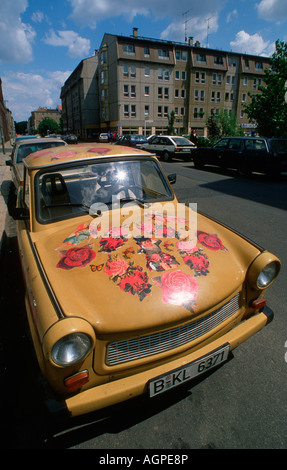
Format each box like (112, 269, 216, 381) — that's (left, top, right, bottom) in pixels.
(131, 135, 147, 142)
(171, 137, 192, 145)
(36, 158, 173, 223)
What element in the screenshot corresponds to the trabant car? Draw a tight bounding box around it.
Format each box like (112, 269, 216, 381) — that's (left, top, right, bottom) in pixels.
(7, 137, 67, 189)
(192, 136, 287, 175)
(14, 143, 280, 417)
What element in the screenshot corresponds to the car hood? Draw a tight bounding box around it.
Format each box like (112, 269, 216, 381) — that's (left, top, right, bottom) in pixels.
(34, 205, 261, 335)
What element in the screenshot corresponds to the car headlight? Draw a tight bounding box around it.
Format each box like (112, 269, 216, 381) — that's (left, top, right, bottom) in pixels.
(51, 333, 92, 366)
(257, 262, 279, 288)
(248, 253, 280, 290)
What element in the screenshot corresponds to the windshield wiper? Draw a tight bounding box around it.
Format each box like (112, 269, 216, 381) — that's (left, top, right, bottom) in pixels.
(44, 202, 102, 216)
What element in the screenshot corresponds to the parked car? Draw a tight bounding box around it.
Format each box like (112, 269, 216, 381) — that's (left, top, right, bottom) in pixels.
(192, 136, 287, 175)
(63, 134, 78, 144)
(141, 135, 196, 161)
(13, 143, 280, 417)
(6, 137, 67, 190)
(115, 134, 148, 148)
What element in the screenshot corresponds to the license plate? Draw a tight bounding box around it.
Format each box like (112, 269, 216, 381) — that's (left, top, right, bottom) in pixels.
(148, 343, 230, 397)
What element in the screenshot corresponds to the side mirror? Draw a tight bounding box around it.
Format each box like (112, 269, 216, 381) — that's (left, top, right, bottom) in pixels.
(6, 160, 12, 167)
(168, 173, 176, 185)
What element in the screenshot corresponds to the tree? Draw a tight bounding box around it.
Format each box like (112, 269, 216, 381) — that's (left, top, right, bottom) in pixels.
(206, 110, 243, 143)
(37, 117, 60, 137)
(167, 110, 175, 134)
(244, 40, 287, 137)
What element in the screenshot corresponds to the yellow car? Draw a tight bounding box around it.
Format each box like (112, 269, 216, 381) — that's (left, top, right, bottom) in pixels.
(14, 143, 280, 418)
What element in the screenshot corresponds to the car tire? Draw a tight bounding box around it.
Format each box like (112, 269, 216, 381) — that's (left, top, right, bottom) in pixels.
(162, 151, 171, 162)
(193, 156, 204, 169)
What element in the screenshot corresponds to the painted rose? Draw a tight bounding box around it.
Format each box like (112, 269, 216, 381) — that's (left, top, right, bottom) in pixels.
(176, 240, 197, 253)
(160, 270, 199, 306)
(197, 231, 224, 251)
(119, 266, 151, 300)
(183, 253, 209, 276)
(57, 246, 96, 270)
(104, 258, 129, 277)
(99, 237, 125, 252)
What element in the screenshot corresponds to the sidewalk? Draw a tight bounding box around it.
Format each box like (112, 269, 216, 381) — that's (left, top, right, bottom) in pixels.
(0, 141, 14, 253)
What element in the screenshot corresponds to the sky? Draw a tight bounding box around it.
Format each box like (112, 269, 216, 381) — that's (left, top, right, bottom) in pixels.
(1, 0, 287, 123)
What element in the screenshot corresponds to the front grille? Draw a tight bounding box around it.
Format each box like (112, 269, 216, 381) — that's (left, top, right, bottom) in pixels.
(106, 293, 240, 366)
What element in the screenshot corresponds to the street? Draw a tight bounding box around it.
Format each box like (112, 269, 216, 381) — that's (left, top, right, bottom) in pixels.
(0, 157, 286, 449)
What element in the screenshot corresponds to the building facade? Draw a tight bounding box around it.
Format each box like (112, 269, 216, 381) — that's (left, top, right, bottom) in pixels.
(28, 106, 62, 134)
(61, 29, 270, 139)
(60, 55, 99, 139)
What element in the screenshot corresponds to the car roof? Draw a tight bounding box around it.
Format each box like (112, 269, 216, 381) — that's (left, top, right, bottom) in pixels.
(14, 137, 66, 148)
(24, 143, 155, 170)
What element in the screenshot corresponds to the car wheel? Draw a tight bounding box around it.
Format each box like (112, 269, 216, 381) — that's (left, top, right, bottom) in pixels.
(238, 161, 251, 177)
(162, 151, 171, 162)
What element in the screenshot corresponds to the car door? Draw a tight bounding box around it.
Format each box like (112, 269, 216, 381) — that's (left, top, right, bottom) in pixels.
(145, 136, 161, 155)
(225, 138, 244, 169)
(210, 138, 230, 166)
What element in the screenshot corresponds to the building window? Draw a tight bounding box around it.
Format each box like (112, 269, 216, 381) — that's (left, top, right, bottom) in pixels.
(144, 67, 150, 76)
(180, 107, 185, 116)
(182, 71, 186, 80)
(181, 89, 186, 99)
(200, 90, 205, 101)
(158, 49, 169, 59)
(123, 44, 135, 55)
(123, 65, 129, 77)
(144, 47, 150, 57)
(196, 54, 206, 64)
(131, 105, 136, 117)
(255, 62, 263, 71)
(175, 89, 179, 98)
(164, 69, 170, 80)
(158, 69, 163, 80)
(214, 56, 223, 65)
(194, 90, 199, 101)
(243, 76, 248, 86)
(123, 85, 129, 97)
(144, 105, 149, 115)
(158, 87, 163, 99)
(144, 86, 150, 96)
(164, 87, 169, 99)
(124, 105, 129, 117)
(130, 65, 136, 77)
(131, 85, 136, 97)
(164, 106, 169, 117)
(158, 106, 162, 117)
(175, 70, 180, 80)
(245, 59, 250, 70)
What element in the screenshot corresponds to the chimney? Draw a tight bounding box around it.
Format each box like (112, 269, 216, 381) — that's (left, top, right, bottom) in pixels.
(133, 27, 138, 38)
(195, 40, 201, 47)
(188, 37, 194, 46)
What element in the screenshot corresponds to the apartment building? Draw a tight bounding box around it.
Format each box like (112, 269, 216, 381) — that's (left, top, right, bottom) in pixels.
(61, 29, 270, 139)
(60, 54, 99, 139)
(28, 106, 62, 134)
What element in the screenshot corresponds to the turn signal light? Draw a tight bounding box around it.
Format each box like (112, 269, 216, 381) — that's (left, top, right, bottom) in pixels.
(250, 298, 267, 310)
(64, 370, 89, 391)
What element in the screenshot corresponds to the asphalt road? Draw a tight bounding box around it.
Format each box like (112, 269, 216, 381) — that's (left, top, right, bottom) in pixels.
(1, 159, 286, 449)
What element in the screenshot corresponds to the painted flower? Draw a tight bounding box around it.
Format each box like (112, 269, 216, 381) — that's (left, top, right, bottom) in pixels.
(99, 237, 125, 252)
(104, 258, 129, 277)
(183, 252, 209, 276)
(197, 231, 225, 251)
(57, 246, 96, 270)
(176, 240, 197, 253)
(119, 266, 151, 301)
(160, 270, 199, 306)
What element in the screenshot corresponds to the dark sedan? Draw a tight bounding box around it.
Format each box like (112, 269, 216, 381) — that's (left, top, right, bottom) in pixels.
(192, 136, 287, 175)
(115, 134, 148, 148)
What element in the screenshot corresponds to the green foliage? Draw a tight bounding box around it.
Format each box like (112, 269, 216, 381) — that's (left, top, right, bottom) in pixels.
(167, 110, 175, 134)
(244, 40, 287, 137)
(206, 110, 244, 143)
(15, 121, 28, 134)
(37, 117, 60, 137)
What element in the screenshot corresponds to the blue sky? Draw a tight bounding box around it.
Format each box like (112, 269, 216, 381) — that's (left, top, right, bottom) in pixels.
(1, 0, 287, 122)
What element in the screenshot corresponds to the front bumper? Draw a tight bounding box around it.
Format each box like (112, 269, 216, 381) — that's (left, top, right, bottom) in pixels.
(48, 307, 273, 418)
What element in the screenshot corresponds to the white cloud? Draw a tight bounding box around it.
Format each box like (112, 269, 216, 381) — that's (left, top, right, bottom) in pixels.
(43, 29, 91, 58)
(227, 9, 238, 23)
(0, 0, 35, 63)
(256, 0, 287, 22)
(2, 70, 71, 122)
(230, 30, 274, 56)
